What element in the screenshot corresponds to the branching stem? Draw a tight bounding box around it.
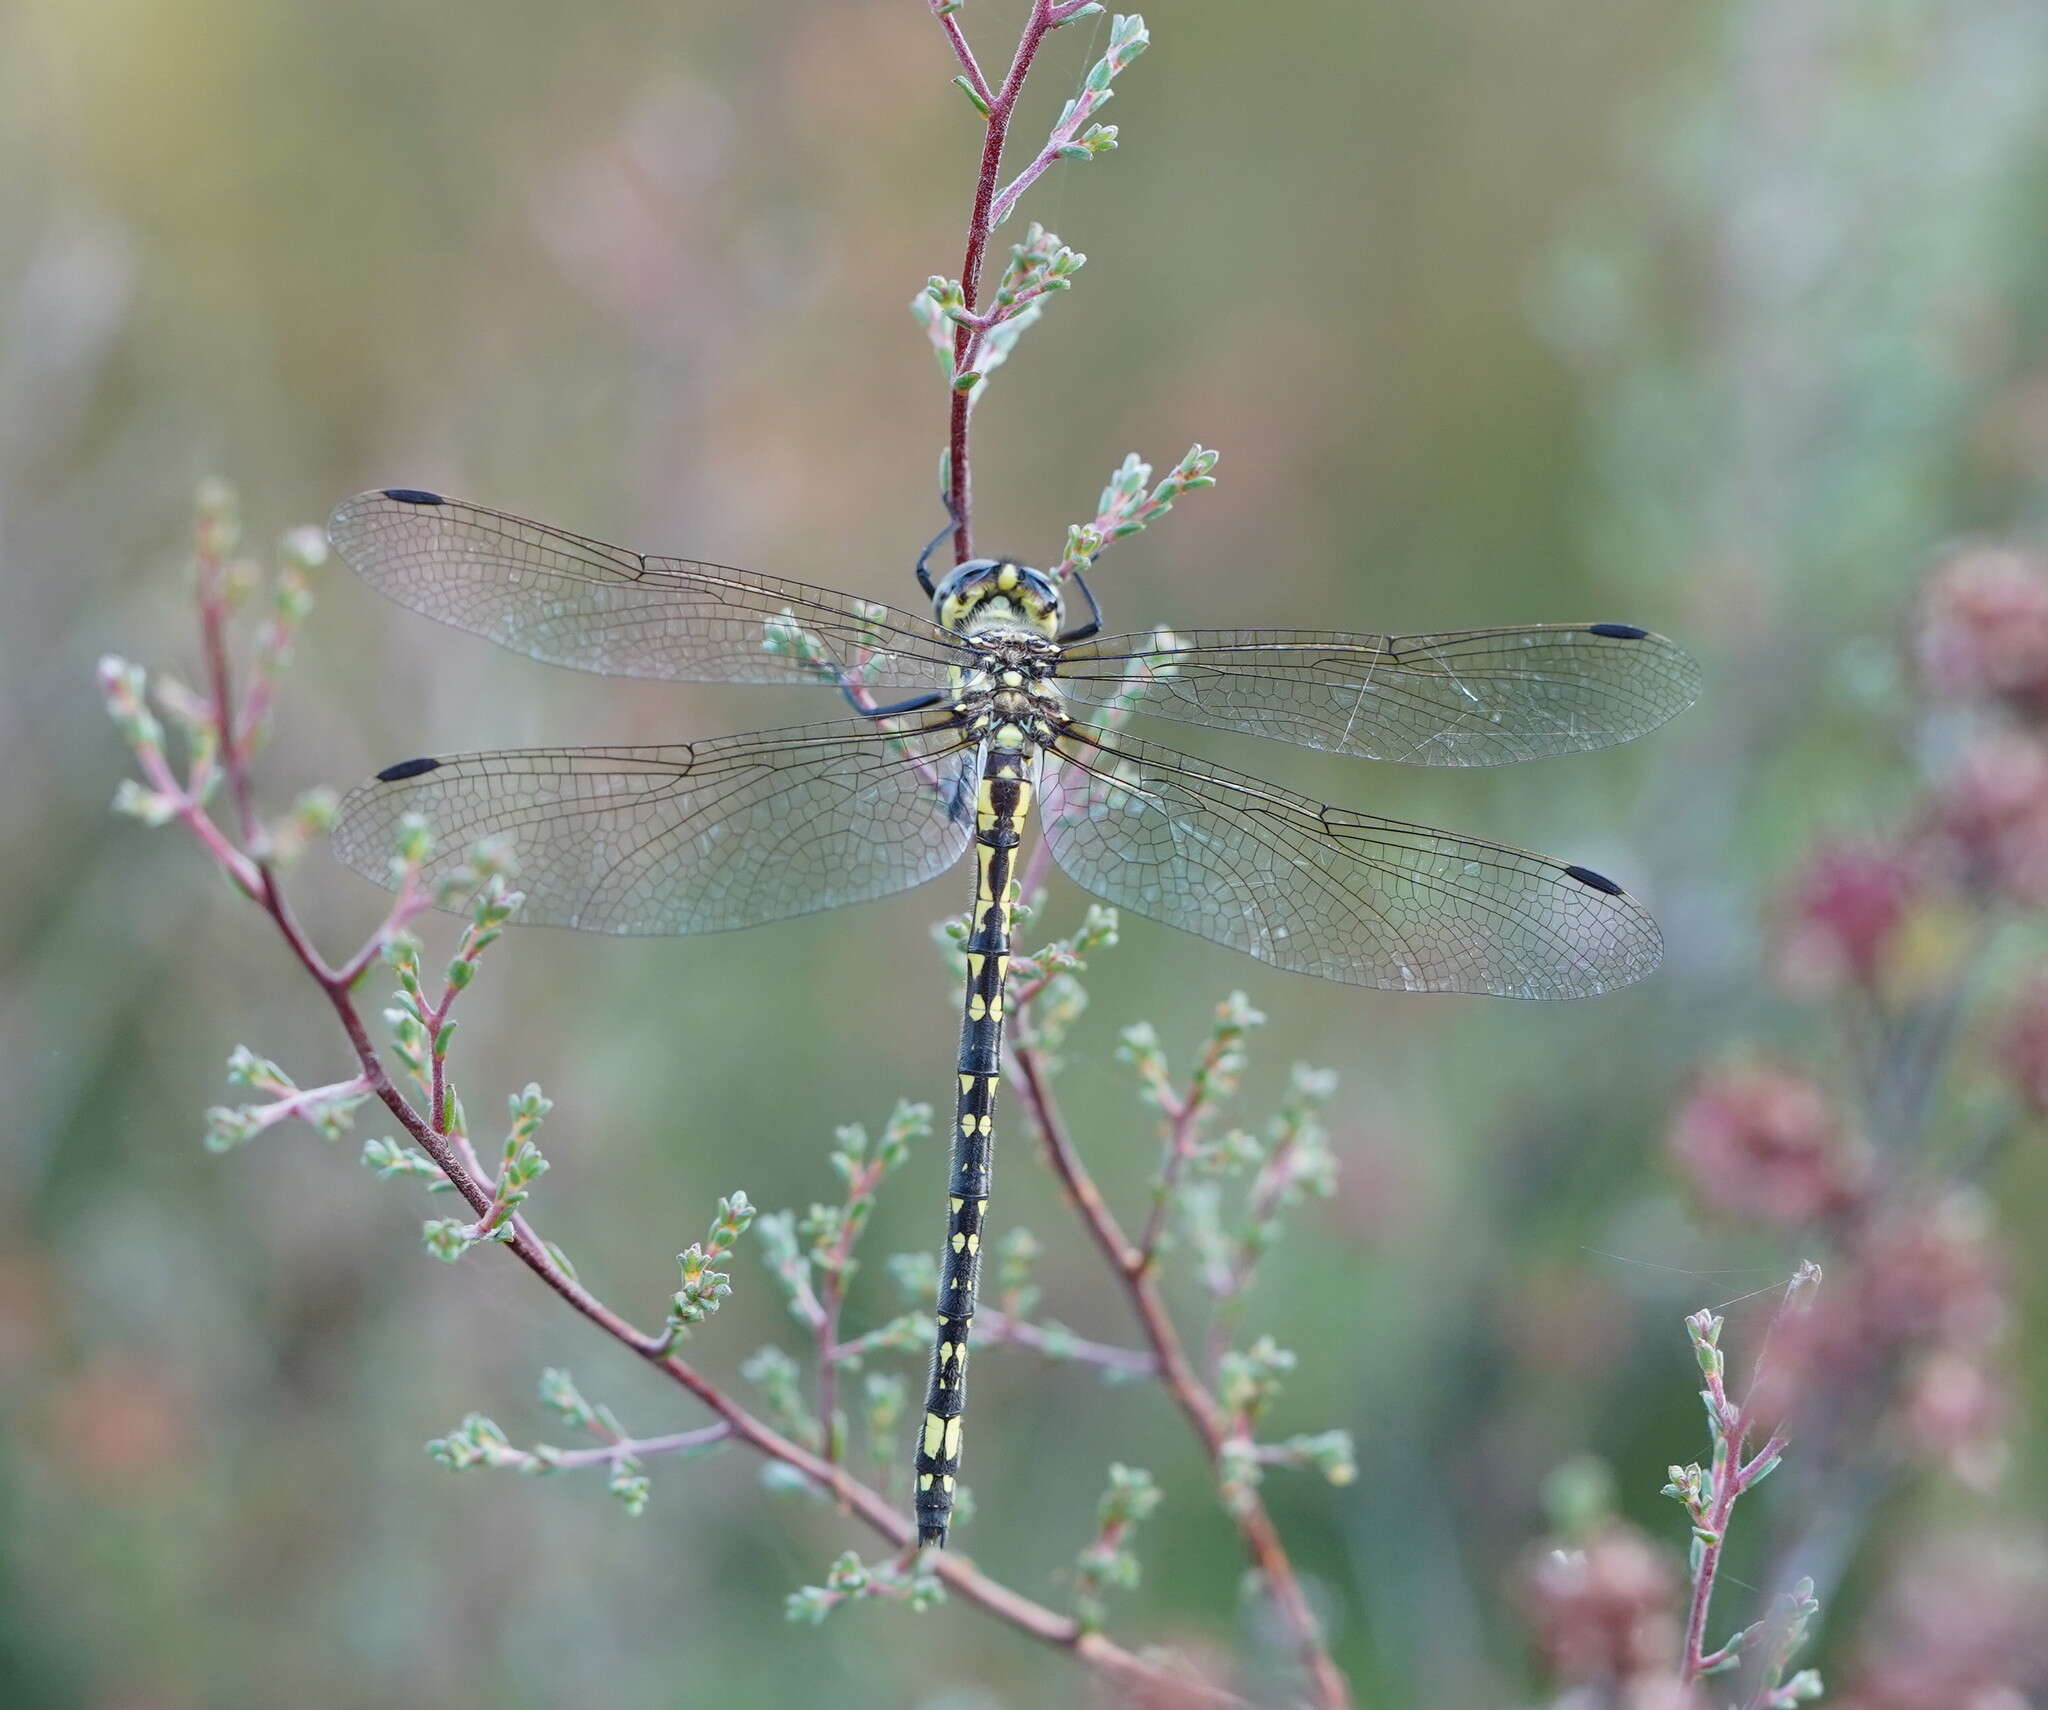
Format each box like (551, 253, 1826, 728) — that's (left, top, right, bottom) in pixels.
(1009, 1033, 1352, 1710)
(137, 546, 1244, 1710)
(941, 0, 1096, 562)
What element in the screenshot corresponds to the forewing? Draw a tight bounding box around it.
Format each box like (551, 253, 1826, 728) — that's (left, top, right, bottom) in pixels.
(1056, 625, 1700, 765)
(329, 489, 962, 691)
(1039, 727, 1661, 997)
(332, 717, 977, 935)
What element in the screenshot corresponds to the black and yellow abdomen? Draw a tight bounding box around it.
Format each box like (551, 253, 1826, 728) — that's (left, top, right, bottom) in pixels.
(914, 733, 1036, 1547)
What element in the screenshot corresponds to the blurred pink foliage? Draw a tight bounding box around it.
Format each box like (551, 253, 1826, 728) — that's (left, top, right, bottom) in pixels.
(1524, 1523, 1686, 1687)
(1996, 974, 2048, 1115)
(1916, 543, 2048, 717)
(1929, 729, 2048, 904)
(1834, 1531, 2048, 1709)
(1774, 841, 1925, 996)
(1667, 1059, 1868, 1227)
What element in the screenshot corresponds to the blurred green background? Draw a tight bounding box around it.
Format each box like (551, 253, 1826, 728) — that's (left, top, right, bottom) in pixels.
(5, 0, 2046, 1705)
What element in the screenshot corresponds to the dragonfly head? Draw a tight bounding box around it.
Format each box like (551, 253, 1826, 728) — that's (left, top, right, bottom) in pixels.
(932, 557, 1063, 639)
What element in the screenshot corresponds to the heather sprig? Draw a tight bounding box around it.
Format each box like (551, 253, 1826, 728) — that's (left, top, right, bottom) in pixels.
(1052, 446, 1222, 584)
(1664, 1262, 1824, 1692)
(1072, 1463, 1162, 1634)
(425, 1371, 732, 1518)
(202, 1046, 370, 1153)
(666, 1190, 759, 1341)
(786, 1549, 945, 1625)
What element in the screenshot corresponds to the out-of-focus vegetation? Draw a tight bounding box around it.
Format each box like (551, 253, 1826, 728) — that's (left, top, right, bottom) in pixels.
(6, 1, 2048, 1706)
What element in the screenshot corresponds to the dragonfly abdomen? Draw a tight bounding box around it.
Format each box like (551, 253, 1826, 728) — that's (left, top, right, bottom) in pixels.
(915, 737, 1035, 1547)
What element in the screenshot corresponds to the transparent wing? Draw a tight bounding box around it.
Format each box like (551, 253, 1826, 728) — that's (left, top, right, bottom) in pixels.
(1040, 725, 1661, 997)
(332, 716, 977, 935)
(329, 489, 964, 692)
(1055, 624, 1700, 765)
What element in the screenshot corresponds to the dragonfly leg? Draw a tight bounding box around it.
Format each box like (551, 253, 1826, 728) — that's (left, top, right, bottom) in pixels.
(848, 688, 945, 719)
(914, 490, 963, 598)
(1057, 568, 1103, 643)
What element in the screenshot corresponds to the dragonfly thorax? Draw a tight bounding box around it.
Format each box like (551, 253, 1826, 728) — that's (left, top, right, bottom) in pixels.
(931, 557, 1063, 639)
(951, 635, 1065, 749)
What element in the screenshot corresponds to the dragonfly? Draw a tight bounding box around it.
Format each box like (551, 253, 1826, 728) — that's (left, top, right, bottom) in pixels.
(326, 486, 1699, 1548)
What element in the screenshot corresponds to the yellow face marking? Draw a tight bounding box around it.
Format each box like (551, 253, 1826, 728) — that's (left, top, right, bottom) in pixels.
(923, 1413, 946, 1457)
(997, 564, 1018, 592)
(944, 1416, 963, 1459)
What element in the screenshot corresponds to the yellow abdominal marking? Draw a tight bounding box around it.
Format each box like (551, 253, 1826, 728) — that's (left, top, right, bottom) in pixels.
(944, 1417, 963, 1458)
(923, 1413, 946, 1457)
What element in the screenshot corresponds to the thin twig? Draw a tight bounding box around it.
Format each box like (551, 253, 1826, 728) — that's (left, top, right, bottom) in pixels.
(943, 0, 1082, 562)
(1678, 1262, 1821, 1687)
(546, 1422, 733, 1470)
(1010, 1036, 1352, 1710)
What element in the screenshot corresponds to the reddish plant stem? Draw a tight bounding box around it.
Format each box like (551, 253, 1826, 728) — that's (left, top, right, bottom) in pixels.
(1678, 1267, 1815, 1686)
(1009, 1038, 1353, 1710)
(1203, 1123, 1309, 1382)
(813, 1158, 882, 1466)
(943, 0, 1073, 563)
(1135, 1074, 1207, 1269)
